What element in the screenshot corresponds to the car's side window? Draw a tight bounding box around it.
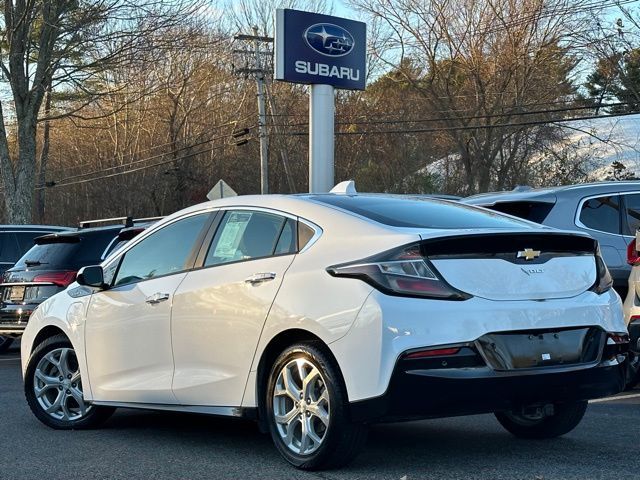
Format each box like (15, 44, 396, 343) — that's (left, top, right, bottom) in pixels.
(113, 213, 210, 286)
(624, 194, 640, 235)
(274, 218, 297, 255)
(578, 195, 621, 235)
(204, 210, 292, 267)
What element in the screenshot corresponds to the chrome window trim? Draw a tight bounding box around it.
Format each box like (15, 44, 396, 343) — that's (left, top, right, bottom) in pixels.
(99, 236, 119, 261)
(101, 208, 219, 270)
(298, 218, 323, 253)
(214, 206, 323, 254)
(101, 205, 324, 273)
(574, 191, 640, 238)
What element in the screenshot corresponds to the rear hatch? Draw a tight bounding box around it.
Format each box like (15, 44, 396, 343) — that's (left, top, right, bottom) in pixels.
(1, 232, 115, 307)
(422, 231, 598, 301)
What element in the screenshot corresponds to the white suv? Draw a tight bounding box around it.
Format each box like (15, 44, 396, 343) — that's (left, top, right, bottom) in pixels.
(21, 190, 628, 470)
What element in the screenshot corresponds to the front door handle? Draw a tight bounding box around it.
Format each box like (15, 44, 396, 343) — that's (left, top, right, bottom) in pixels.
(244, 272, 276, 285)
(145, 292, 170, 304)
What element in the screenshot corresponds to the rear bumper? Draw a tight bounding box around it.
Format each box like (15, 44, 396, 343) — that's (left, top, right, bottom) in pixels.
(350, 357, 627, 422)
(0, 305, 37, 336)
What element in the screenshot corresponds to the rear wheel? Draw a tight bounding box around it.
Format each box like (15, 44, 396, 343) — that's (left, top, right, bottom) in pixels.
(265, 343, 367, 470)
(24, 334, 114, 429)
(0, 336, 13, 353)
(495, 401, 588, 439)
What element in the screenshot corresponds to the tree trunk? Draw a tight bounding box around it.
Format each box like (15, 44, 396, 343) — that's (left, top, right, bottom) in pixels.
(36, 88, 52, 223)
(5, 117, 38, 224)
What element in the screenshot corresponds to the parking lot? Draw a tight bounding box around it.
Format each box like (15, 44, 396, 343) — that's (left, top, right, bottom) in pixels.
(1, 343, 638, 480)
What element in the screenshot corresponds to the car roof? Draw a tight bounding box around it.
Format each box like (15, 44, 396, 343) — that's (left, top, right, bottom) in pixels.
(463, 181, 640, 205)
(0, 225, 70, 231)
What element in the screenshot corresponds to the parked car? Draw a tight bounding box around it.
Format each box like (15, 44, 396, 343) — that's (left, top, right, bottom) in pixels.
(0, 225, 69, 274)
(622, 230, 640, 387)
(0, 217, 156, 353)
(464, 181, 640, 297)
(0, 224, 70, 352)
(21, 187, 627, 470)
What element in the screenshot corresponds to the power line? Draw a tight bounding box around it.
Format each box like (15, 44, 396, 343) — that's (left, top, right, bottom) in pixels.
(47, 125, 257, 185)
(269, 101, 635, 128)
(274, 110, 640, 136)
(37, 141, 236, 191)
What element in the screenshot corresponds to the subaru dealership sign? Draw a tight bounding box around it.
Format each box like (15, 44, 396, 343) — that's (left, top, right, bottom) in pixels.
(275, 9, 366, 90)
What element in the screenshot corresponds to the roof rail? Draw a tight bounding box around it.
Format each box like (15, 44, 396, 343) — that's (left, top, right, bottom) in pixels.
(79, 216, 134, 229)
(132, 216, 164, 224)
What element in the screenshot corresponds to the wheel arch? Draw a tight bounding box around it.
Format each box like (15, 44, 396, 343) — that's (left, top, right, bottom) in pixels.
(254, 328, 348, 427)
(31, 325, 69, 354)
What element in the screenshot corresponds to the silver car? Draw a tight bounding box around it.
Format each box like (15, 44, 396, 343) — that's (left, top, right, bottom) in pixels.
(464, 181, 640, 296)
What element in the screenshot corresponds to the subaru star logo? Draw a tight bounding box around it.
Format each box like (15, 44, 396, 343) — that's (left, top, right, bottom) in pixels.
(304, 23, 355, 57)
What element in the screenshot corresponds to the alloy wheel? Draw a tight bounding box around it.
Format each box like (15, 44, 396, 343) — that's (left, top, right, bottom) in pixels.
(33, 347, 91, 421)
(272, 358, 330, 455)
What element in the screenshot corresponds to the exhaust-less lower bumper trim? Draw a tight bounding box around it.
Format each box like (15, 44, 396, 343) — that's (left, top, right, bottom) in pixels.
(350, 357, 627, 423)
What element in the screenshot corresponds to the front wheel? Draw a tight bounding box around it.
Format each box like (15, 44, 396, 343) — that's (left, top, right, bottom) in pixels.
(265, 343, 367, 470)
(24, 334, 114, 429)
(495, 401, 588, 439)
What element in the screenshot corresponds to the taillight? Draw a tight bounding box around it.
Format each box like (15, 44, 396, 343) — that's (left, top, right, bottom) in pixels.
(628, 238, 640, 265)
(327, 243, 471, 300)
(590, 245, 613, 294)
(604, 332, 629, 359)
(33, 271, 77, 288)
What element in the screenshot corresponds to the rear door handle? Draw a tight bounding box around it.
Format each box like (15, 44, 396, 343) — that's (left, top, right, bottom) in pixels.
(244, 272, 276, 285)
(145, 292, 170, 304)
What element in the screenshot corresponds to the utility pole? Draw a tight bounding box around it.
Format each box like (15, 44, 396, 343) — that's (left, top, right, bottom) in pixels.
(233, 28, 273, 194)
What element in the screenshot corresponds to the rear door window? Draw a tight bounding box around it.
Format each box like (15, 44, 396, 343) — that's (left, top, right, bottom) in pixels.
(578, 196, 621, 234)
(624, 193, 640, 235)
(204, 211, 290, 267)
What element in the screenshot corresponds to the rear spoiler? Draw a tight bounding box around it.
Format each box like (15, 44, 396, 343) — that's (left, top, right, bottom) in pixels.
(34, 233, 81, 245)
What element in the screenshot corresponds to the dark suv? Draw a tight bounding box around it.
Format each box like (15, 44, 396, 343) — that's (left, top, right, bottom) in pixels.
(0, 225, 69, 274)
(0, 217, 157, 352)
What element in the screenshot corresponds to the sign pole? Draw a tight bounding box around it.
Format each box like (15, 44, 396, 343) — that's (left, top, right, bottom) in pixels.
(309, 84, 335, 193)
(275, 9, 366, 193)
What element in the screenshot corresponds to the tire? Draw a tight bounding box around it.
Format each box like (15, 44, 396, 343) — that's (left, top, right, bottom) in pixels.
(24, 334, 115, 429)
(265, 342, 367, 470)
(0, 335, 13, 353)
(495, 401, 588, 439)
(625, 353, 640, 390)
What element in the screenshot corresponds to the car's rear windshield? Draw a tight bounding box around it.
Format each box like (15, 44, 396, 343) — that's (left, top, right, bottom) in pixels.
(311, 195, 532, 229)
(14, 231, 117, 270)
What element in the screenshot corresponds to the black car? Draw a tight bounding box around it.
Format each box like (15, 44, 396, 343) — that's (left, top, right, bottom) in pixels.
(0, 225, 69, 275)
(0, 217, 157, 352)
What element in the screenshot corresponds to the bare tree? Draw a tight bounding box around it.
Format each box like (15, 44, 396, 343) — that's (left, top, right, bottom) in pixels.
(350, 0, 591, 194)
(0, 0, 202, 223)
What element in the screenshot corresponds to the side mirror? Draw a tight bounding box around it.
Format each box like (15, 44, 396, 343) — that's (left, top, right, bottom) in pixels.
(76, 265, 106, 289)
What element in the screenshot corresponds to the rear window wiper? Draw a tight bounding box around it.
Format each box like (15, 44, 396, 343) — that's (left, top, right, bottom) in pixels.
(24, 260, 46, 267)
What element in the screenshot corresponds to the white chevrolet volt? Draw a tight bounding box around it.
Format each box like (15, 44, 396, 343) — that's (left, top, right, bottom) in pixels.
(21, 185, 628, 470)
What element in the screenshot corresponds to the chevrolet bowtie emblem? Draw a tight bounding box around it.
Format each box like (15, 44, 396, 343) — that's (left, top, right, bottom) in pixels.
(517, 248, 541, 261)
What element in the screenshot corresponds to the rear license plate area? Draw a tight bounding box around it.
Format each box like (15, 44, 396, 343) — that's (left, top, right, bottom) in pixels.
(8, 286, 25, 302)
(476, 327, 603, 370)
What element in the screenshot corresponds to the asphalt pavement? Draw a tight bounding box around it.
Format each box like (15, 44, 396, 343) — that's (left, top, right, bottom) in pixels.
(1, 342, 639, 480)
